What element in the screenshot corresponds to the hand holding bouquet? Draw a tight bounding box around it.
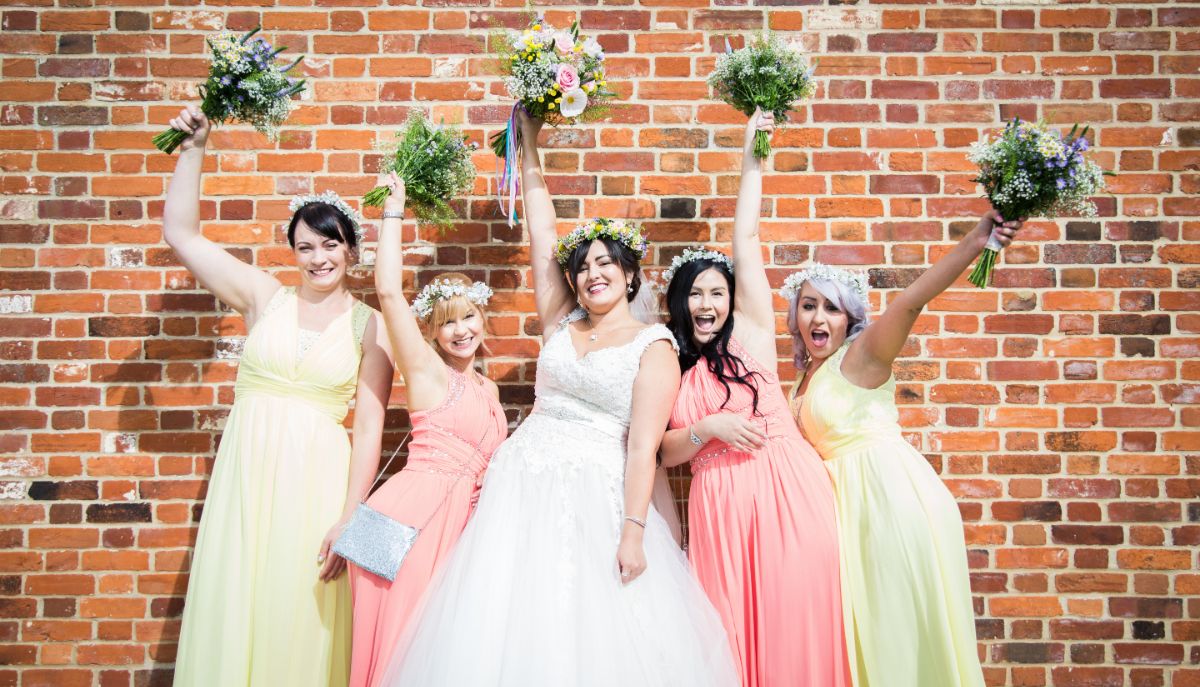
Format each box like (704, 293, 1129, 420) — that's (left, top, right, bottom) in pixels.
(967, 119, 1109, 287)
(490, 17, 615, 224)
(709, 33, 816, 159)
(153, 27, 305, 154)
(363, 111, 477, 230)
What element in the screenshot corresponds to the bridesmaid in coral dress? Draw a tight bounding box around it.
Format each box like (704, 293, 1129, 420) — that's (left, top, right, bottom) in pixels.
(345, 174, 507, 687)
(658, 111, 850, 687)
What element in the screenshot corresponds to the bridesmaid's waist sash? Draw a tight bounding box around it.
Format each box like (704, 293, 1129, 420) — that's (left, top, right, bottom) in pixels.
(234, 371, 350, 424)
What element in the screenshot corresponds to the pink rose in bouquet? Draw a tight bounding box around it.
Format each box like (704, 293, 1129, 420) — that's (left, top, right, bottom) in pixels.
(556, 64, 580, 91)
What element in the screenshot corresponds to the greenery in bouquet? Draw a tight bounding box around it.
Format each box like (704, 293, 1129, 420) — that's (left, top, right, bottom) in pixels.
(708, 33, 817, 159)
(967, 119, 1109, 287)
(152, 27, 305, 154)
(364, 111, 478, 231)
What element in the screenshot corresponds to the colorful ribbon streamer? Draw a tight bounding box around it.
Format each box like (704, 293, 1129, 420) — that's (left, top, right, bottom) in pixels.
(497, 103, 522, 227)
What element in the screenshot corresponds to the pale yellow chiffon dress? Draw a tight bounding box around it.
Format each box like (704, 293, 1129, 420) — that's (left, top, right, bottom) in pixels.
(173, 286, 372, 686)
(794, 344, 985, 687)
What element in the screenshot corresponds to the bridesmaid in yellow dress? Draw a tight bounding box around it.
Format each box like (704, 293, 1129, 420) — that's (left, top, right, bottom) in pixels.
(161, 106, 394, 686)
(786, 210, 1023, 687)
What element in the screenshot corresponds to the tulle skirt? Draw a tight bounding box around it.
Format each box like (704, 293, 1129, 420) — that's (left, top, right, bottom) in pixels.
(380, 413, 738, 686)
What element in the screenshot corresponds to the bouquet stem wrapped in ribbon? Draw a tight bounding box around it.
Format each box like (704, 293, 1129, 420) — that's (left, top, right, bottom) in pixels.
(152, 27, 305, 154)
(489, 17, 615, 225)
(708, 33, 816, 159)
(967, 119, 1110, 288)
(363, 111, 477, 231)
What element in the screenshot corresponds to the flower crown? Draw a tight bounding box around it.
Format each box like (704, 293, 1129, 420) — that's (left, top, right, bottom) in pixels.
(661, 246, 733, 286)
(289, 190, 365, 246)
(781, 263, 870, 305)
(554, 218, 649, 267)
(411, 278, 494, 319)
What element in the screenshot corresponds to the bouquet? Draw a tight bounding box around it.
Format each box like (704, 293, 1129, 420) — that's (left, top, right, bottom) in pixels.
(708, 33, 817, 159)
(490, 17, 615, 224)
(152, 27, 305, 154)
(363, 111, 477, 230)
(967, 119, 1109, 288)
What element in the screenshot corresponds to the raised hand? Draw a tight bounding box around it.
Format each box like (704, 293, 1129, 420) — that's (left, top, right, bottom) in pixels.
(167, 106, 211, 152)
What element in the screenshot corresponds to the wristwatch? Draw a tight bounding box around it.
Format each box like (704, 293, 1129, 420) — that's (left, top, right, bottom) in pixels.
(688, 425, 703, 446)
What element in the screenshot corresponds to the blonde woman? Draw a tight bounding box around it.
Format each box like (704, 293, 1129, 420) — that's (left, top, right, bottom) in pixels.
(346, 174, 507, 687)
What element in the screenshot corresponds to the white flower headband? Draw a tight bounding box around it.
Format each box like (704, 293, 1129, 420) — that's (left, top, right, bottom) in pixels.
(660, 246, 734, 286)
(781, 263, 870, 305)
(289, 190, 365, 246)
(412, 278, 494, 319)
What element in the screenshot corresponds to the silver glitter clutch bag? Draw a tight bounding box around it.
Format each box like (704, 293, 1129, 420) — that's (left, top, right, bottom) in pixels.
(332, 432, 464, 582)
(332, 501, 419, 582)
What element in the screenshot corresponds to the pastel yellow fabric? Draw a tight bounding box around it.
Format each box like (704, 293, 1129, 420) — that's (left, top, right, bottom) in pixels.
(796, 344, 985, 687)
(174, 287, 371, 687)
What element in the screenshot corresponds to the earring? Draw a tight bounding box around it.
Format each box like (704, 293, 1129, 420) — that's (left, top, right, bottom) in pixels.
(627, 283, 634, 294)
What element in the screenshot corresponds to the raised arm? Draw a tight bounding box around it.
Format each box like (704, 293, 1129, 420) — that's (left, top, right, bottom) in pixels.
(162, 106, 279, 325)
(373, 173, 449, 410)
(317, 314, 395, 581)
(730, 109, 776, 336)
(846, 210, 1023, 388)
(518, 111, 575, 331)
(619, 339, 682, 584)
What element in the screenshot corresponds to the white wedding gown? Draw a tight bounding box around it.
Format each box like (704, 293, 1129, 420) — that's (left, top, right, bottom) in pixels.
(381, 309, 738, 686)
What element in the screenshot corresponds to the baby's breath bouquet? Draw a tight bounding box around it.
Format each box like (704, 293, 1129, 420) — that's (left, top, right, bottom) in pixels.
(364, 111, 478, 230)
(152, 27, 305, 154)
(967, 119, 1109, 287)
(490, 16, 615, 224)
(708, 33, 816, 159)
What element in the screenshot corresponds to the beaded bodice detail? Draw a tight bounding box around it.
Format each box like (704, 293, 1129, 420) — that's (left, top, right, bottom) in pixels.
(405, 366, 507, 480)
(530, 309, 678, 441)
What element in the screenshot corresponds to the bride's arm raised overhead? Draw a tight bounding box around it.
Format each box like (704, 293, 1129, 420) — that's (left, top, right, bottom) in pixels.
(517, 110, 576, 332)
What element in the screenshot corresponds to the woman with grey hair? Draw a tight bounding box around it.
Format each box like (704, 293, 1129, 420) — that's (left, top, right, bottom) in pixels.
(786, 209, 1023, 687)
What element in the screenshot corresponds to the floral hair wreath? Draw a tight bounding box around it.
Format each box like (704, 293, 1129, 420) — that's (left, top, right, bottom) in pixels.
(781, 263, 870, 306)
(411, 278, 494, 320)
(554, 218, 649, 267)
(660, 246, 734, 287)
(289, 190, 366, 246)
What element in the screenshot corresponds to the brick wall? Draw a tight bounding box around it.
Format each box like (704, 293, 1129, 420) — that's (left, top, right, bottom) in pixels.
(1, 0, 1198, 684)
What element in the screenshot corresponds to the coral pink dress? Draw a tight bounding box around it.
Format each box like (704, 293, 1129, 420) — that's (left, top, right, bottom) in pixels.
(347, 365, 506, 687)
(669, 337, 850, 687)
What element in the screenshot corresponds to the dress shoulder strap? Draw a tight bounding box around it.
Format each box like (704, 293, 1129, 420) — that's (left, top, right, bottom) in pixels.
(556, 307, 588, 331)
(632, 323, 680, 356)
(351, 300, 374, 353)
(261, 285, 293, 319)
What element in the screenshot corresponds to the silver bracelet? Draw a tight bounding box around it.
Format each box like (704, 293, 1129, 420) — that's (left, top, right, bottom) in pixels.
(624, 515, 646, 529)
(382, 210, 404, 219)
(688, 425, 703, 446)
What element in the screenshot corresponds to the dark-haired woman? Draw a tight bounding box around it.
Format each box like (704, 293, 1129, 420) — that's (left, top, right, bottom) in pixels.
(659, 110, 850, 687)
(378, 109, 736, 686)
(163, 106, 394, 686)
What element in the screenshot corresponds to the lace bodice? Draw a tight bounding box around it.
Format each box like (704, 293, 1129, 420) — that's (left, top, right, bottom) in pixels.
(530, 309, 678, 440)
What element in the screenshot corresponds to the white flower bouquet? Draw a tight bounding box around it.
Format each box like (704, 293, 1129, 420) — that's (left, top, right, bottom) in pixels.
(708, 33, 817, 159)
(967, 119, 1109, 287)
(490, 16, 615, 224)
(152, 27, 305, 154)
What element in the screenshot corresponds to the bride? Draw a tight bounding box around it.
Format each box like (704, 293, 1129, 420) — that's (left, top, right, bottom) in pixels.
(381, 113, 737, 685)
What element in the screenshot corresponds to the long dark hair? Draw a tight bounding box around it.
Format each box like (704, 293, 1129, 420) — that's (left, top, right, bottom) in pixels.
(664, 258, 762, 414)
(563, 237, 642, 303)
